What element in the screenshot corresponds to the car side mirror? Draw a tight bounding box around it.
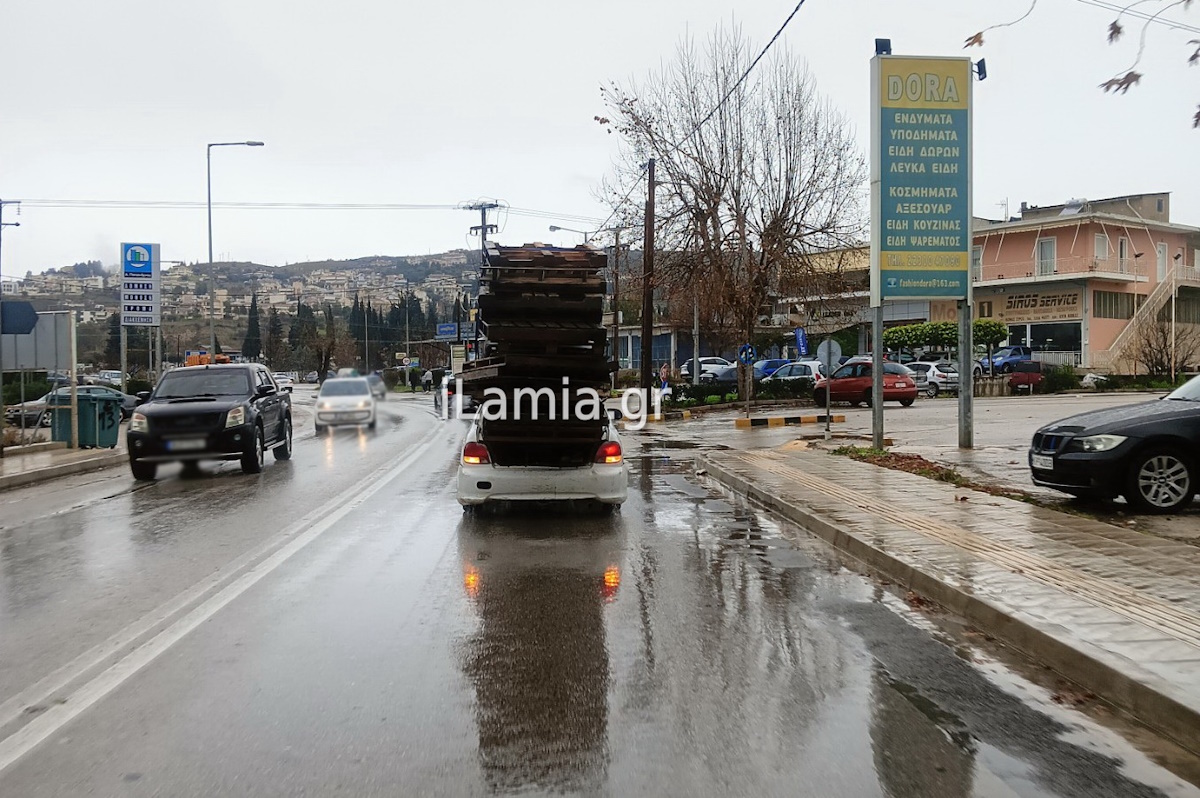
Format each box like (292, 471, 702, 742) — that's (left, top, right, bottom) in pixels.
(283, 385, 293, 393)
(136, 391, 151, 402)
(256, 384, 275, 397)
(608, 408, 624, 421)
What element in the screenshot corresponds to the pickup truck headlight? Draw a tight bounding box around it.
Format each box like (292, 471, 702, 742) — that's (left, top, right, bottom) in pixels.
(129, 412, 148, 433)
(225, 406, 246, 428)
(1074, 434, 1127, 453)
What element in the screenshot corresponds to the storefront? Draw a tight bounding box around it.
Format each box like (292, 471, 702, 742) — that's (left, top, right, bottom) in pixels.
(974, 285, 1084, 364)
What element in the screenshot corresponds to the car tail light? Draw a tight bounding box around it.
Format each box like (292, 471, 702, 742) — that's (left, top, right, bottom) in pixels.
(462, 441, 490, 465)
(595, 441, 622, 464)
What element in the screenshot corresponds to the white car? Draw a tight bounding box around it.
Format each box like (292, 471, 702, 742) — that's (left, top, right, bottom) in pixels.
(456, 418, 628, 511)
(314, 377, 376, 434)
(681, 357, 733, 380)
(908, 360, 960, 398)
(272, 373, 295, 388)
(762, 360, 825, 384)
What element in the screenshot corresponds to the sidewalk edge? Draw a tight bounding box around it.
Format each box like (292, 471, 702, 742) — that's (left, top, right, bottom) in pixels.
(0, 453, 126, 493)
(699, 453, 1200, 756)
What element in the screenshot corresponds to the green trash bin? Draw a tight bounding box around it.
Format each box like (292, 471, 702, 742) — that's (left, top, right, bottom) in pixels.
(48, 393, 122, 449)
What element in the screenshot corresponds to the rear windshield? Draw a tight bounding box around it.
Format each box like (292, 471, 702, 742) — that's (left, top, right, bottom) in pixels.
(320, 379, 370, 396)
(882, 363, 910, 375)
(156, 370, 252, 398)
(1013, 362, 1041, 373)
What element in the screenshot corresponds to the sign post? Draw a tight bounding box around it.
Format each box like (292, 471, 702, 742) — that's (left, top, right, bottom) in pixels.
(871, 53, 974, 448)
(120, 243, 162, 393)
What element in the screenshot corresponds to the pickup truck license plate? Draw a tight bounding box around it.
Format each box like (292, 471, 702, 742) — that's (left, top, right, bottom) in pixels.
(1031, 454, 1054, 471)
(167, 438, 206, 452)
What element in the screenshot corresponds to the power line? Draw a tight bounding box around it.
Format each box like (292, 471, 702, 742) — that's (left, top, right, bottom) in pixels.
(1075, 0, 1200, 34)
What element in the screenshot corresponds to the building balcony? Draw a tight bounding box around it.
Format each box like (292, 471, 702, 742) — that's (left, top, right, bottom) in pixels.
(975, 256, 1146, 287)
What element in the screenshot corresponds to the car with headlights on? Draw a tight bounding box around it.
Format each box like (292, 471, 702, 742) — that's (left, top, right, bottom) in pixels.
(1029, 375, 1200, 513)
(126, 364, 293, 480)
(314, 377, 377, 434)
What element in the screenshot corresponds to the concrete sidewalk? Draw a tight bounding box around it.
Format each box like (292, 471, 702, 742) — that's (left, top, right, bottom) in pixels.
(0, 441, 125, 492)
(702, 444, 1200, 754)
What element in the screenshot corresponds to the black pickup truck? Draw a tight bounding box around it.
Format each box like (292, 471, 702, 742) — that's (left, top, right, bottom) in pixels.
(126, 364, 293, 480)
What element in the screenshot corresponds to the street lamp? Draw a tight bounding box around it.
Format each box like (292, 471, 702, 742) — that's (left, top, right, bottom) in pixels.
(548, 225, 592, 245)
(207, 141, 264, 360)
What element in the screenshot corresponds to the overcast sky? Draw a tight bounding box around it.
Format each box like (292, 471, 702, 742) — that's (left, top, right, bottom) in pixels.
(1, 0, 1196, 277)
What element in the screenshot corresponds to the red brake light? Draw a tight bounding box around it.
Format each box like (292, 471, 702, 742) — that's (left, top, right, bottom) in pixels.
(595, 441, 622, 464)
(462, 441, 490, 465)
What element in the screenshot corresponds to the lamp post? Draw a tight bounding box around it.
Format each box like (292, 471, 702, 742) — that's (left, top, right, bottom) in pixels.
(207, 141, 264, 361)
(0, 200, 20, 459)
(548, 225, 592, 245)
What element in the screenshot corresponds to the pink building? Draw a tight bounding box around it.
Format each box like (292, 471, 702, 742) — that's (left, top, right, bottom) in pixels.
(970, 193, 1200, 371)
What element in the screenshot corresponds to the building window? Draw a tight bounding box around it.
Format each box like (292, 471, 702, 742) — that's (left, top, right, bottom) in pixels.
(1157, 198, 1165, 213)
(1094, 233, 1109, 260)
(1093, 290, 1138, 319)
(1119, 237, 1130, 273)
(977, 301, 993, 318)
(971, 245, 983, 281)
(1036, 237, 1056, 276)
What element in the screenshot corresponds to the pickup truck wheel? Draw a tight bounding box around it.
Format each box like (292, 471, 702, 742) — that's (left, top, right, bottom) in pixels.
(242, 425, 265, 474)
(273, 416, 293, 461)
(130, 460, 157, 481)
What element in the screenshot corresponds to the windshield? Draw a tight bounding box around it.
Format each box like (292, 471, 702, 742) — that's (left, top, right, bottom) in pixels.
(1165, 375, 1200, 401)
(155, 370, 251, 398)
(320, 379, 370, 396)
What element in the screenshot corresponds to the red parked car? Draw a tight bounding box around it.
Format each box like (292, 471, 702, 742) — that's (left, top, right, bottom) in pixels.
(1008, 361, 1045, 393)
(813, 361, 918, 407)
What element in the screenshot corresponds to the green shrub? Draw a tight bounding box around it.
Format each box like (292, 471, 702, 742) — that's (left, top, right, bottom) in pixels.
(723, 392, 738, 403)
(616, 369, 640, 389)
(126, 378, 154, 395)
(704, 395, 723, 405)
(1041, 365, 1080, 394)
(3, 379, 51, 406)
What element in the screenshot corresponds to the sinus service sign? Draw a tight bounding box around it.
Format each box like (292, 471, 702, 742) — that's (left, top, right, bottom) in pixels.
(870, 55, 972, 304)
(121, 243, 162, 326)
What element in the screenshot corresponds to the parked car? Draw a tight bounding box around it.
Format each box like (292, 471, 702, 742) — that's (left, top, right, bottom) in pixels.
(126, 364, 293, 480)
(762, 361, 821, 386)
(812, 361, 918, 407)
(1008, 361, 1045, 393)
(979, 345, 1033, 374)
(272, 372, 295, 388)
(315, 377, 377, 434)
(95, 369, 125, 387)
(4, 394, 51, 427)
(72, 385, 141, 420)
(302, 371, 319, 384)
(456, 414, 628, 510)
(366, 373, 387, 400)
(752, 358, 790, 379)
(699, 364, 739, 385)
(681, 357, 733, 380)
(908, 361, 959, 398)
(1028, 374, 1200, 513)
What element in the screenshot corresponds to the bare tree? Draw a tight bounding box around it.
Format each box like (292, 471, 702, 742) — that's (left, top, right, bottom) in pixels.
(1128, 314, 1200, 375)
(965, 0, 1200, 126)
(600, 23, 866, 391)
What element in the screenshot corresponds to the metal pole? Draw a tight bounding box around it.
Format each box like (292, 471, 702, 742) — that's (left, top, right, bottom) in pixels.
(872, 307, 884, 450)
(958, 299, 974, 449)
(119, 325, 128, 393)
(0, 199, 19, 459)
(1171, 263, 1178, 383)
(207, 145, 216, 360)
(611, 233, 620, 388)
(640, 158, 655, 393)
(824, 339, 833, 441)
(69, 313, 79, 448)
(692, 290, 700, 387)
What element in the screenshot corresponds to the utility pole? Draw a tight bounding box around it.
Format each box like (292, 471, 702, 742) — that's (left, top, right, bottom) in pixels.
(0, 199, 21, 459)
(640, 159, 656, 393)
(611, 230, 621, 388)
(463, 201, 500, 268)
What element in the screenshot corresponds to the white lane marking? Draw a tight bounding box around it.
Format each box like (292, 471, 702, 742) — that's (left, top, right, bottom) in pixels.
(0, 428, 444, 775)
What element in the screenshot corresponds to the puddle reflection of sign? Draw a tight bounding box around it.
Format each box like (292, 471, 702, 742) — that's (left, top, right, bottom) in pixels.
(998, 290, 1082, 324)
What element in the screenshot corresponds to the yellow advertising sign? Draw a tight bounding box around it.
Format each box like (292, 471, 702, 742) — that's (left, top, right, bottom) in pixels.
(879, 58, 970, 111)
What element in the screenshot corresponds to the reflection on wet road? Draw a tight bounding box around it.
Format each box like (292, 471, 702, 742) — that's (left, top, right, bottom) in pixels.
(1, 404, 1198, 796)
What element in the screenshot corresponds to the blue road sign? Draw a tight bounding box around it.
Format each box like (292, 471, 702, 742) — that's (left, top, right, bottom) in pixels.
(0, 301, 38, 335)
(738, 343, 757, 365)
(435, 322, 458, 340)
(794, 327, 809, 357)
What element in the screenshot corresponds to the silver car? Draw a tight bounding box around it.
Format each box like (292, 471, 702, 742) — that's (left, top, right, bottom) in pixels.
(909, 360, 959, 398)
(314, 377, 377, 434)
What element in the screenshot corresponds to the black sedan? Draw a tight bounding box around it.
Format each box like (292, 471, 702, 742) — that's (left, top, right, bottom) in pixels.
(1029, 375, 1200, 513)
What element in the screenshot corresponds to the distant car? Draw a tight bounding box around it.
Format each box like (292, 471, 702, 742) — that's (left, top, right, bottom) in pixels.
(75, 385, 140, 419)
(1008, 361, 1045, 393)
(272, 373, 295, 388)
(366, 373, 386, 400)
(435, 373, 478, 414)
(95, 369, 125, 387)
(813, 361, 918, 407)
(336, 368, 360, 378)
(761, 361, 820, 386)
(315, 377, 376, 434)
(302, 371, 319, 384)
(4, 394, 51, 427)
(126, 364, 293, 481)
(908, 361, 959, 398)
(752, 358, 790, 379)
(456, 416, 628, 510)
(980, 346, 1033, 374)
(699, 364, 739, 385)
(681, 357, 733, 380)
(1029, 374, 1200, 513)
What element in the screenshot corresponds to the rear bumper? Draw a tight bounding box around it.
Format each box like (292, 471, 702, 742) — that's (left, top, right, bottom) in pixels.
(457, 462, 628, 505)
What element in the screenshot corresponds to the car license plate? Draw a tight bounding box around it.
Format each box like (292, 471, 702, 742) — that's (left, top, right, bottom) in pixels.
(167, 438, 206, 452)
(1032, 454, 1054, 471)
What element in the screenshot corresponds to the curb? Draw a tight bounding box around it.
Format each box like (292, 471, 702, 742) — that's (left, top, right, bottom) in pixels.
(0, 441, 68, 457)
(699, 454, 1200, 755)
(0, 451, 126, 492)
(645, 410, 693, 423)
(734, 414, 845, 429)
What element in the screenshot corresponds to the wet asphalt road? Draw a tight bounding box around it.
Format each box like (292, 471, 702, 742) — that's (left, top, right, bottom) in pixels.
(1, 394, 1199, 796)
